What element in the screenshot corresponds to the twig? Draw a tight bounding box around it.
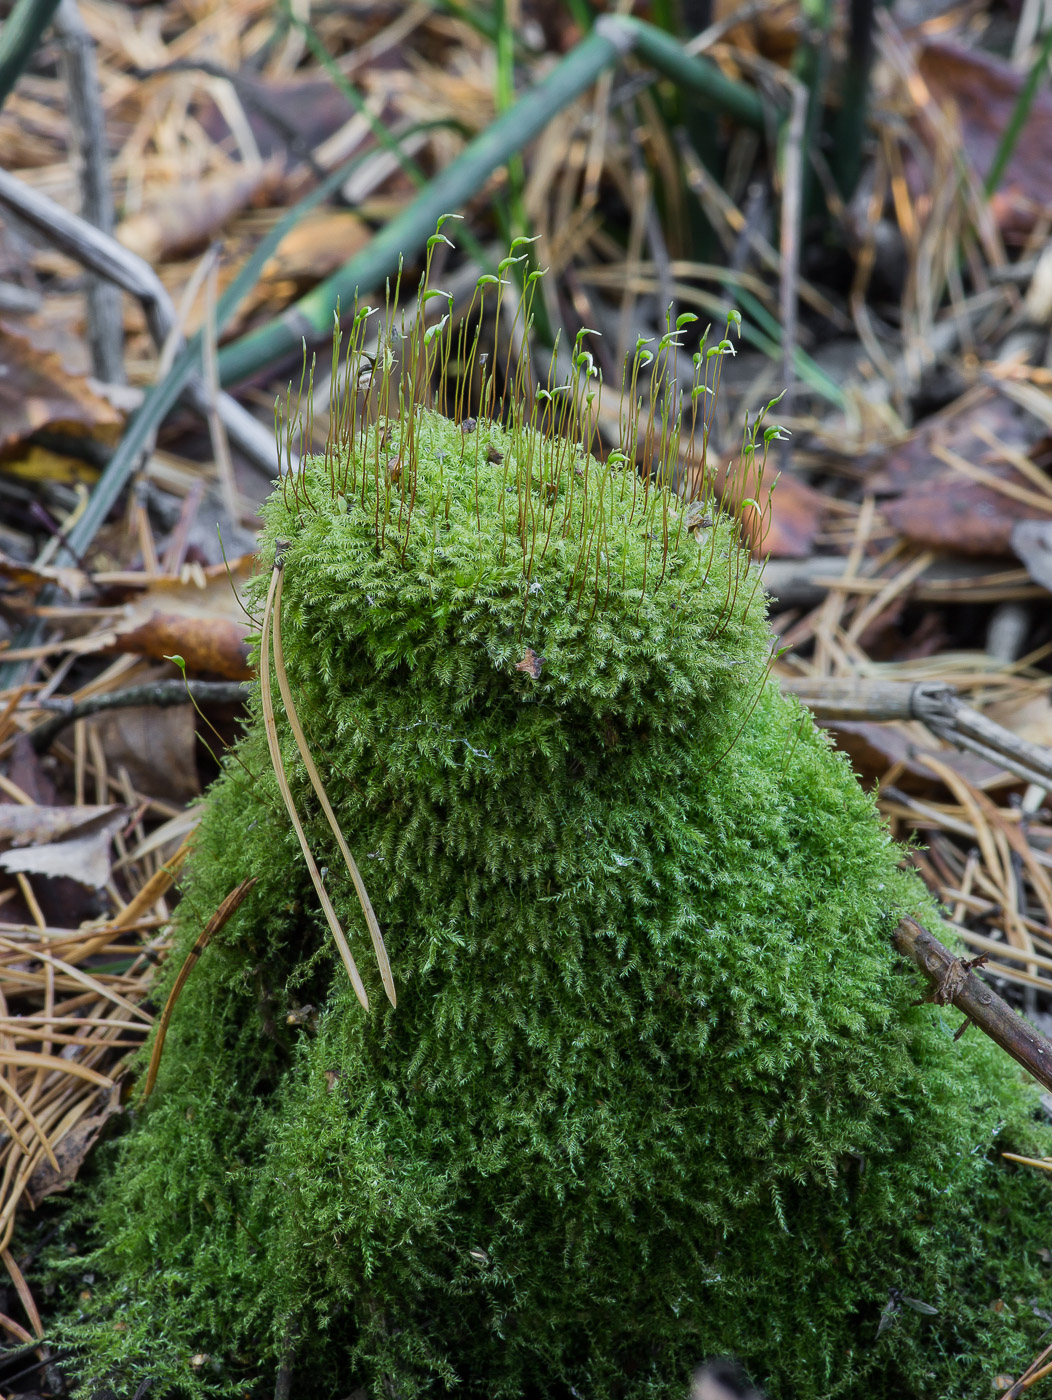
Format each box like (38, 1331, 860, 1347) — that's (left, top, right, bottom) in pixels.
(27, 680, 250, 753)
(0, 167, 278, 476)
(762, 555, 1043, 608)
(893, 915, 1052, 1092)
(778, 76, 807, 436)
(780, 677, 1052, 791)
(54, 0, 123, 384)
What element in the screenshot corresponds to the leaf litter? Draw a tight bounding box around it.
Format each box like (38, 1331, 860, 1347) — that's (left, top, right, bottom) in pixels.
(0, 0, 1050, 1388)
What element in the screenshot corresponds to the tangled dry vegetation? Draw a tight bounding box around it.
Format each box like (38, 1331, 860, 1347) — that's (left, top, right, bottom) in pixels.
(0, 0, 1051, 1393)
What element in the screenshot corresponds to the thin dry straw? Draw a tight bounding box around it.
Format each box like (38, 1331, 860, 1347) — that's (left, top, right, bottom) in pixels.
(260, 547, 370, 1010)
(140, 876, 257, 1103)
(271, 562, 396, 1008)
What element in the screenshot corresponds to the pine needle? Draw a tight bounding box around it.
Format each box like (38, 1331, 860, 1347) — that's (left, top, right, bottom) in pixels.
(271, 563, 396, 1008)
(260, 548, 370, 1009)
(140, 876, 256, 1103)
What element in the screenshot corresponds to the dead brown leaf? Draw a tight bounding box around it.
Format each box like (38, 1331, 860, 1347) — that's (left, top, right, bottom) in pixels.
(26, 1090, 123, 1205)
(1012, 519, 1052, 591)
(717, 460, 826, 559)
(0, 323, 122, 453)
(0, 552, 91, 601)
(76, 558, 257, 679)
(0, 806, 127, 888)
(822, 720, 1005, 791)
(917, 40, 1052, 236)
(87, 698, 201, 804)
(195, 75, 361, 164)
(870, 392, 1052, 555)
(0, 804, 123, 847)
(116, 161, 282, 265)
(107, 613, 254, 678)
(260, 208, 370, 286)
(515, 648, 543, 679)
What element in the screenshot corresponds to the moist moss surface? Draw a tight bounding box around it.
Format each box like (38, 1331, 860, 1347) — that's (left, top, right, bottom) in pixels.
(63, 408, 1051, 1398)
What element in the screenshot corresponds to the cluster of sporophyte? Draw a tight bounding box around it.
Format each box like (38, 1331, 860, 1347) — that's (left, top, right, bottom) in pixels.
(55, 231, 1051, 1400)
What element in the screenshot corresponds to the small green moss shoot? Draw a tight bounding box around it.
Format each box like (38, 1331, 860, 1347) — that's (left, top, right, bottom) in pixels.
(56, 228, 1052, 1400)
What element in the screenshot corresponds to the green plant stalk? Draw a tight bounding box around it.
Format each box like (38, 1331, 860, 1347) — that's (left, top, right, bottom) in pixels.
(426, 0, 514, 49)
(725, 283, 845, 406)
(217, 15, 768, 388)
(283, 0, 428, 190)
(564, 0, 595, 33)
(278, 0, 493, 282)
(0, 0, 62, 107)
(617, 14, 767, 130)
(789, 0, 832, 220)
(490, 0, 553, 345)
(984, 20, 1052, 197)
(57, 139, 443, 571)
(827, 0, 878, 200)
(217, 25, 630, 386)
(494, 0, 525, 218)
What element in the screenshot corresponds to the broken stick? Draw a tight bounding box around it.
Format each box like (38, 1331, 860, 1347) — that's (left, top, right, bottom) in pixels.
(894, 914, 1052, 1093)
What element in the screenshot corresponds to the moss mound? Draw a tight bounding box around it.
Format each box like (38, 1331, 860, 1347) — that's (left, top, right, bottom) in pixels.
(64, 382, 1050, 1397)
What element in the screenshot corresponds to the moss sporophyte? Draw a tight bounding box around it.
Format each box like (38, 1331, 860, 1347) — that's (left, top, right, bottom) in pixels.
(62, 234, 1051, 1399)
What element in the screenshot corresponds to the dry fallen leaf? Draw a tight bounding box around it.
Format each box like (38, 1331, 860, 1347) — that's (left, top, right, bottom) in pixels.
(0, 806, 128, 888)
(515, 648, 543, 679)
(917, 39, 1052, 236)
(116, 161, 282, 264)
(0, 803, 123, 847)
(871, 392, 1052, 556)
(86, 702, 201, 805)
(987, 692, 1052, 751)
(26, 1090, 123, 1206)
(0, 551, 91, 601)
(714, 459, 826, 559)
(1012, 519, 1052, 591)
(73, 557, 258, 679)
(0, 322, 122, 452)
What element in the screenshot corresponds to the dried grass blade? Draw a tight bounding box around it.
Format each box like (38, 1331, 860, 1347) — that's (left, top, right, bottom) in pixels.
(260, 553, 369, 1009)
(140, 875, 256, 1103)
(0, 938, 152, 1024)
(973, 422, 1052, 502)
(915, 754, 1006, 890)
(932, 443, 1052, 514)
(1003, 1152, 1052, 1171)
(0, 1051, 111, 1090)
(1, 1247, 42, 1338)
(0, 1310, 33, 1345)
(102, 832, 193, 933)
(0, 1074, 64, 1171)
(272, 565, 396, 1008)
(0, 1101, 31, 1158)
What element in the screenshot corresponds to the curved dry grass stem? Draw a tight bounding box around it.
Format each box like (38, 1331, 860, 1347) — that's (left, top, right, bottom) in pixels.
(1, 1246, 42, 1339)
(141, 875, 256, 1103)
(0, 1074, 58, 1173)
(260, 550, 369, 1010)
(272, 565, 396, 1009)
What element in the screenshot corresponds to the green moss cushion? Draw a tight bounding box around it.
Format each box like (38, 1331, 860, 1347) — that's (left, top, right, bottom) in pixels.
(66, 408, 1051, 1399)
